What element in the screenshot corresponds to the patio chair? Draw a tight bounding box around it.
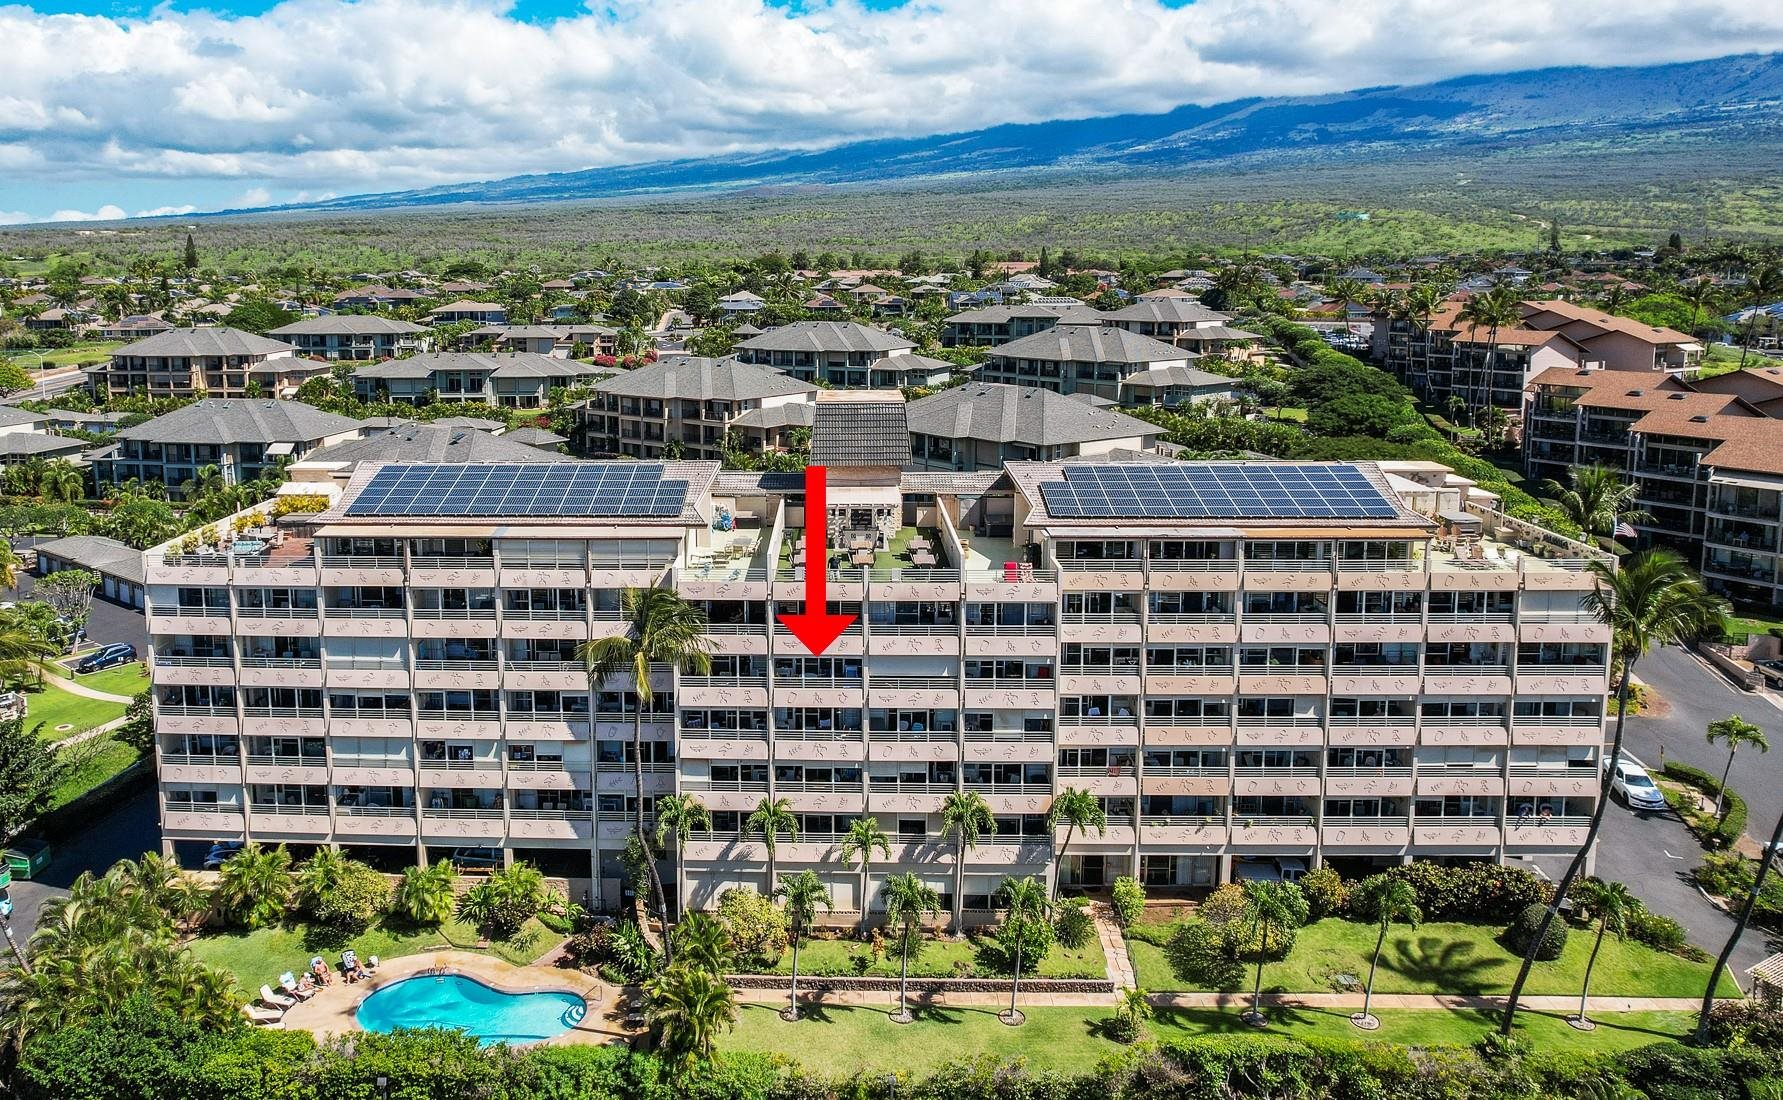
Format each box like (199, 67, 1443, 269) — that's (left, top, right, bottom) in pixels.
(242, 1002, 285, 1026)
(260, 984, 297, 1010)
(280, 972, 316, 1001)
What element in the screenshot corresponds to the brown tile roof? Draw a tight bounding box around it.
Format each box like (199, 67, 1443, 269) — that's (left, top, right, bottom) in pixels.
(1519, 299, 1695, 346)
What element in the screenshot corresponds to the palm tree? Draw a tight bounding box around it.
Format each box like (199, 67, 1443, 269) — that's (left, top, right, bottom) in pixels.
(995, 875, 1050, 1026)
(1569, 879, 1635, 1031)
(1541, 464, 1652, 542)
(1739, 265, 1783, 367)
(646, 964, 736, 1066)
(1455, 284, 1524, 414)
(776, 870, 831, 1021)
(578, 587, 712, 950)
(1349, 876, 1421, 1030)
(0, 620, 54, 687)
(1501, 548, 1724, 1036)
(38, 460, 84, 505)
(881, 872, 941, 1024)
(1326, 276, 1368, 335)
(669, 911, 734, 975)
(1045, 788, 1106, 900)
(744, 796, 797, 892)
(212, 843, 292, 929)
(655, 794, 712, 920)
(1112, 986, 1154, 1042)
(1681, 279, 1718, 333)
(1239, 879, 1309, 1026)
(1705, 715, 1768, 822)
(838, 815, 891, 936)
(395, 859, 457, 925)
(296, 846, 350, 909)
(940, 789, 996, 932)
(1696, 805, 1783, 1043)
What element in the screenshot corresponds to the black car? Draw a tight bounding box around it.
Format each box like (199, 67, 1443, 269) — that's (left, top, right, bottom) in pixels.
(75, 643, 136, 674)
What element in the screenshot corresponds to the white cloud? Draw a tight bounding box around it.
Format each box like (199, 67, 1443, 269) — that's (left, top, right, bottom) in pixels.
(47, 204, 128, 222)
(0, 0, 1778, 218)
(134, 203, 198, 217)
(0, 211, 35, 225)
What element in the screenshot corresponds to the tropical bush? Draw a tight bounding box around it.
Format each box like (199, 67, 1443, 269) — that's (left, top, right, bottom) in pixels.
(1054, 897, 1094, 950)
(714, 887, 788, 966)
(393, 859, 458, 925)
(1504, 901, 1569, 961)
(1703, 1000, 1783, 1051)
(1381, 861, 1552, 922)
(295, 850, 389, 931)
(1664, 760, 1748, 849)
(213, 842, 293, 929)
(1626, 907, 1703, 959)
(1298, 866, 1348, 919)
(453, 861, 549, 939)
(1162, 919, 1245, 989)
(1110, 876, 1145, 927)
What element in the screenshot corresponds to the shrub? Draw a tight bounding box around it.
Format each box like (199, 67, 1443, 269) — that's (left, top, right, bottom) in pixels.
(1110, 876, 1145, 927)
(1383, 861, 1551, 922)
(1299, 866, 1347, 919)
(1504, 901, 1568, 961)
(1164, 920, 1246, 990)
(715, 887, 787, 966)
(1199, 882, 1251, 935)
(1664, 760, 1749, 849)
(1055, 899, 1094, 950)
(562, 923, 613, 969)
(1703, 1000, 1783, 1051)
(1626, 907, 1701, 959)
(303, 861, 391, 931)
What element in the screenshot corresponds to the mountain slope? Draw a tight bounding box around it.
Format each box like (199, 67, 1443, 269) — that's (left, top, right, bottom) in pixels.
(277, 53, 1783, 214)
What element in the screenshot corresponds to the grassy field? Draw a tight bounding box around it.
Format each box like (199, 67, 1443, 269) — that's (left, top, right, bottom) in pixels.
(1125, 918, 1736, 999)
(0, 342, 121, 370)
(723, 1003, 1694, 1075)
(61, 660, 149, 698)
(46, 737, 141, 811)
(21, 678, 129, 739)
(764, 931, 1105, 980)
(187, 915, 565, 996)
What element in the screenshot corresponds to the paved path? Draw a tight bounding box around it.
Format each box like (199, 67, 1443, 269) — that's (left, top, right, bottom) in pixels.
(732, 986, 1726, 1012)
(1092, 902, 1136, 990)
(38, 666, 135, 704)
(51, 714, 127, 750)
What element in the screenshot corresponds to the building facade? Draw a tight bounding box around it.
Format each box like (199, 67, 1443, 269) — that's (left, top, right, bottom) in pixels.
(147, 457, 1611, 917)
(269, 317, 432, 361)
(87, 327, 330, 401)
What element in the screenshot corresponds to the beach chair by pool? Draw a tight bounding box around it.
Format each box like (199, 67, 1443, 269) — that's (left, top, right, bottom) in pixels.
(242, 1002, 284, 1026)
(260, 984, 297, 1010)
(280, 972, 315, 1001)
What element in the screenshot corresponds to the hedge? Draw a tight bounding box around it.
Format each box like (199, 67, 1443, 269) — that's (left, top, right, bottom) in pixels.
(1662, 760, 1748, 849)
(24, 757, 153, 844)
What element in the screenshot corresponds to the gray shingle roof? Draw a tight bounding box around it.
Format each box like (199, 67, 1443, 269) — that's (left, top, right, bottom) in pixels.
(736, 321, 914, 355)
(907, 383, 1159, 447)
(114, 399, 365, 445)
(1121, 364, 1240, 391)
(944, 303, 1103, 325)
(990, 323, 1188, 365)
(730, 403, 815, 431)
(0, 433, 86, 459)
(500, 427, 569, 447)
(0, 407, 48, 429)
(113, 326, 294, 358)
(594, 356, 816, 402)
(1104, 298, 1232, 324)
(810, 392, 909, 467)
(33, 534, 144, 585)
(302, 423, 572, 467)
(355, 352, 603, 381)
(269, 316, 428, 336)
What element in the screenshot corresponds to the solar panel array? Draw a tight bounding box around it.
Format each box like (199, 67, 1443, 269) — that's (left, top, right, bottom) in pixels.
(344, 463, 689, 518)
(1038, 464, 1399, 520)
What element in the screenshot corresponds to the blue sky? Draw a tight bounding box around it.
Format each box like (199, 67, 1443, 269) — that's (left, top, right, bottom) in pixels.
(0, 0, 1774, 224)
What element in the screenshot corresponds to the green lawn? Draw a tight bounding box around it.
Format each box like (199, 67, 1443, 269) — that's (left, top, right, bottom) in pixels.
(1126, 918, 1736, 999)
(764, 932, 1105, 980)
(187, 915, 564, 996)
(0, 342, 121, 370)
(60, 661, 149, 698)
(723, 1003, 1694, 1075)
(1692, 343, 1756, 379)
(19, 679, 128, 740)
(47, 737, 141, 811)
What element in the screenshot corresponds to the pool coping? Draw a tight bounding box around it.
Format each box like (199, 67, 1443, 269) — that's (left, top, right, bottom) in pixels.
(277, 949, 628, 1045)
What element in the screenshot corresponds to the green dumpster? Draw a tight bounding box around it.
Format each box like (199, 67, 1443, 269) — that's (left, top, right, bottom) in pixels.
(4, 839, 51, 879)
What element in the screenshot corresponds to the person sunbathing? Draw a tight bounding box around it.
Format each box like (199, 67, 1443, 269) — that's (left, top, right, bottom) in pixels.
(310, 957, 333, 985)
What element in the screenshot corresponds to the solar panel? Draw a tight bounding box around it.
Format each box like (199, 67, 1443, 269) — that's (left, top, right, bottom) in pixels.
(1038, 464, 1399, 520)
(345, 463, 690, 518)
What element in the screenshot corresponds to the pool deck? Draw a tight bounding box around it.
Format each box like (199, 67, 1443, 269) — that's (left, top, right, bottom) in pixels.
(274, 949, 632, 1045)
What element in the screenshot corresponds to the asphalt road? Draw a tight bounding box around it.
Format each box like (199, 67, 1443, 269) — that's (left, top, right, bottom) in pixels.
(1623, 645, 1783, 835)
(6, 787, 160, 944)
(6, 565, 148, 654)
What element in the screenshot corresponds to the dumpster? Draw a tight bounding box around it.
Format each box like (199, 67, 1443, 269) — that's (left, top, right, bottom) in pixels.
(4, 839, 51, 879)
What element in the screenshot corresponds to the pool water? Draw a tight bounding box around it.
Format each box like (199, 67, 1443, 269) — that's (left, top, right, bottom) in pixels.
(355, 973, 586, 1045)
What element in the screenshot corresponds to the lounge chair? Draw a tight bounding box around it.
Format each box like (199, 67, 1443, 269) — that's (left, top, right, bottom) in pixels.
(242, 1002, 284, 1026)
(280, 972, 316, 1001)
(260, 983, 297, 1010)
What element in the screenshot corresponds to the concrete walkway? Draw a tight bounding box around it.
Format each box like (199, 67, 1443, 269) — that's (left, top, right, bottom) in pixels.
(734, 985, 1722, 1013)
(1092, 902, 1137, 991)
(52, 714, 126, 750)
(39, 666, 135, 704)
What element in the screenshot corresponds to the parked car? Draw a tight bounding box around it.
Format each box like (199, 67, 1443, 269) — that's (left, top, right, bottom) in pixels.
(1273, 856, 1309, 883)
(451, 846, 503, 871)
(202, 840, 244, 870)
(75, 643, 136, 674)
(1609, 754, 1668, 811)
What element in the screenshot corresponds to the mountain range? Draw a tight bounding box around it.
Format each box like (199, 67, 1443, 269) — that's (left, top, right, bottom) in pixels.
(253, 52, 1783, 216)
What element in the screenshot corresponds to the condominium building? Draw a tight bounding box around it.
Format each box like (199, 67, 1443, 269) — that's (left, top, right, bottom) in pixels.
(941, 303, 1103, 348)
(148, 448, 1612, 917)
(733, 322, 950, 388)
(1524, 366, 1783, 608)
(574, 356, 816, 461)
(86, 327, 332, 401)
(350, 352, 606, 408)
(1375, 299, 1703, 414)
(980, 323, 1227, 406)
(93, 399, 367, 496)
(1101, 298, 1262, 356)
(268, 317, 432, 361)
(905, 383, 1163, 470)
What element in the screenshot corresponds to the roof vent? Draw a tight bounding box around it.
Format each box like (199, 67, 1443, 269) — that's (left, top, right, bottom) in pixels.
(1668, 393, 1687, 400)
(1626, 390, 1643, 397)
(1690, 415, 1710, 423)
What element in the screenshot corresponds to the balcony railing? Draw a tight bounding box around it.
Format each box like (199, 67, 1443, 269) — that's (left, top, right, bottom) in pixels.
(1231, 815, 1315, 828)
(1323, 815, 1409, 828)
(1242, 560, 1332, 572)
(422, 807, 504, 819)
(336, 805, 416, 817)
(1234, 766, 1319, 778)
(416, 710, 501, 722)
(165, 801, 241, 813)
(866, 781, 954, 794)
(252, 802, 329, 815)
(965, 623, 1057, 636)
(682, 779, 771, 792)
(1057, 765, 1136, 778)
(1324, 765, 1413, 777)
(156, 704, 238, 717)
(1146, 560, 1237, 572)
(320, 555, 405, 569)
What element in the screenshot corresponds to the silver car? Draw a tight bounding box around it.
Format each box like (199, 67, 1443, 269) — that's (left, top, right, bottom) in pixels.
(1610, 756, 1667, 811)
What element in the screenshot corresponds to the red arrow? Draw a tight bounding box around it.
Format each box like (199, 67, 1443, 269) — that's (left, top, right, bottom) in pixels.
(777, 464, 857, 655)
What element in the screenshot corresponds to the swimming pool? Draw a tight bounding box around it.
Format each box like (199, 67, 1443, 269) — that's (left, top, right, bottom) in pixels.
(355, 973, 586, 1045)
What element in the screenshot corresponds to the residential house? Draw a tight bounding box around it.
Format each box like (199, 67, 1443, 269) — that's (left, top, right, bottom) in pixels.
(1102, 298, 1263, 356)
(95, 315, 174, 341)
(717, 291, 767, 315)
(332, 285, 427, 310)
(292, 421, 574, 485)
(428, 300, 508, 326)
